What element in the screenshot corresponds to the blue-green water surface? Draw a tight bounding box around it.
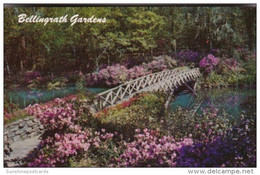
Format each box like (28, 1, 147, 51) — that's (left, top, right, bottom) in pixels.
(170, 87, 256, 118)
(5, 87, 107, 108)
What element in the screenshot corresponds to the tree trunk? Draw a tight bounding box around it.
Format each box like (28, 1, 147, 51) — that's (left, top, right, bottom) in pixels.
(20, 60, 24, 72)
(4, 56, 11, 76)
(21, 36, 26, 72)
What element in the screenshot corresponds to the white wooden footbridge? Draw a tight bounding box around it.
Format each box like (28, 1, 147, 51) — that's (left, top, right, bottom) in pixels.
(95, 67, 202, 110)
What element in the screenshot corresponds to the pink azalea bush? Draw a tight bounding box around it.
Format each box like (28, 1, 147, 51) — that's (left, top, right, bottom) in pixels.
(26, 130, 116, 167)
(25, 97, 117, 167)
(23, 94, 255, 167)
(86, 64, 129, 87)
(86, 59, 169, 87)
(144, 60, 168, 72)
(111, 119, 255, 167)
(127, 65, 151, 80)
(199, 54, 219, 73)
(113, 128, 194, 167)
(85, 64, 147, 87)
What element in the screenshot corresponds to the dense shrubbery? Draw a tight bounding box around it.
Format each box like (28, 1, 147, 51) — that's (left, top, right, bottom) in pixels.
(5, 71, 86, 91)
(177, 50, 199, 62)
(21, 91, 255, 167)
(4, 48, 256, 91)
(113, 129, 194, 167)
(85, 59, 169, 87)
(201, 52, 256, 88)
(4, 7, 256, 75)
(112, 118, 255, 167)
(4, 95, 31, 124)
(165, 106, 231, 141)
(94, 93, 166, 138)
(25, 96, 118, 167)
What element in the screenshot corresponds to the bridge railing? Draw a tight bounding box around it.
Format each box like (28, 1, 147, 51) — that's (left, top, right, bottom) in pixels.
(95, 67, 201, 110)
(149, 68, 202, 92)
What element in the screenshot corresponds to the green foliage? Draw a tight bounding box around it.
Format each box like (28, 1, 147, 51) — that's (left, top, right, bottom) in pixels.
(95, 92, 166, 139)
(202, 55, 256, 88)
(4, 94, 32, 124)
(243, 60, 256, 84)
(75, 73, 86, 93)
(165, 107, 232, 141)
(4, 6, 255, 75)
(4, 110, 31, 125)
(204, 71, 229, 88)
(46, 77, 67, 90)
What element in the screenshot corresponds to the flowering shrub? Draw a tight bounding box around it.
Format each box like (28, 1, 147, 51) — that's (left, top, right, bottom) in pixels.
(144, 60, 168, 72)
(114, 128, 194, 167)
(4, 93, 34, 124)
(122, 58, 145, 68)
(86, 58, 170, 87)
(128, 66, 150, 80)
(4, 95, 18, 119)
(86, 64, 150, 87)
(165, 106, 231, 142)
(26, 129, 117, 167)
(95, 96, 139, 118)
(4, 109, 29, 125)
(177, 50, 199, 62)
(20, 92, 255, 167)
(25, 96, 118, 167)
(95, 92, 166, 138)
(199, 54, 219, 72)
(112, 112, 255, 167)
(86, 64, 129, 87)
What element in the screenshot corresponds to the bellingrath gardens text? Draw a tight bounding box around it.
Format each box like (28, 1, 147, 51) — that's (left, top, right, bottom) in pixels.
(18, 14, 107, 26)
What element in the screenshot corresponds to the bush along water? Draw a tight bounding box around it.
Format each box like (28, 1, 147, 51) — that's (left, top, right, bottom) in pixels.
(85, 58, 169, 88)
(22, 91, 255, 167)
(198, 49, 256, 88)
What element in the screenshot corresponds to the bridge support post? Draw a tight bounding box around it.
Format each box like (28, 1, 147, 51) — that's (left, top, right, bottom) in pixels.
(193, 82, 198, 93)
(184, 82, 197, 96)
(164, 90, 174, 110)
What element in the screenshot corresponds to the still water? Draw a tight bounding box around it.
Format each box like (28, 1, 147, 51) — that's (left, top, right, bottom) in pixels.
(5, 87, 107, 108)
(170, 87, 256, 118)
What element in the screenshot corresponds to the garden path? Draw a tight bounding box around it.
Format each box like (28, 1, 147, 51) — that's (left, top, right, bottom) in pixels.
(5, 136, 41, 167)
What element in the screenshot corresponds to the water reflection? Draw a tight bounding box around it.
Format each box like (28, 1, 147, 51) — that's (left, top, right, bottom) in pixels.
(170, 88, 256, 118)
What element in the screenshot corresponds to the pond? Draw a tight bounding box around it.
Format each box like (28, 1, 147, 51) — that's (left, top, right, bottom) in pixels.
(169, 87, 256, 119)
(5, 87, 107, 108)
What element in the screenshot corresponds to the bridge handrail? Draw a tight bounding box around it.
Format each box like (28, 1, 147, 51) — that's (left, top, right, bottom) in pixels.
(97, 67, 191, 96)
(95, 67, 201, 110)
